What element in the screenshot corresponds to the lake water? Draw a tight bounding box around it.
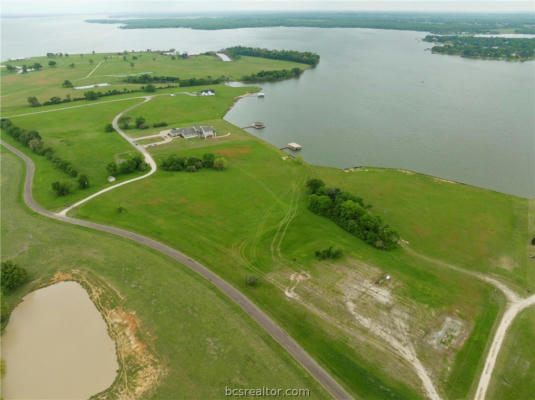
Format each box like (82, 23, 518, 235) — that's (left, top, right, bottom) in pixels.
(1, 16, 534, 197)
(1, 281, 118, 399)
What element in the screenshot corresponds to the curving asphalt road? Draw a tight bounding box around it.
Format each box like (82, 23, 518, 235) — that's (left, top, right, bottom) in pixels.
(0, 138, 352, 400)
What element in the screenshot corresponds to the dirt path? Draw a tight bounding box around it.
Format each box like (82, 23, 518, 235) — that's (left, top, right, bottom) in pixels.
(403, 245, 534, 399)
(0, 139, 352, 400)
(474, 295, 535, 400)
(80, 60, 104, 80)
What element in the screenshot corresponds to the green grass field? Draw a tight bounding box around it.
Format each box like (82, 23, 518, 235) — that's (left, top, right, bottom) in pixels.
(72, 108, 510, 398)
(1, 51, 306, 114)
(2, 51, 532, 400)
(486, 306, 535, 400)
(0, 148, 330, 399)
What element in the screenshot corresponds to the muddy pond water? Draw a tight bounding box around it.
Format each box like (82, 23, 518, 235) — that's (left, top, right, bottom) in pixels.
(1, 281, 118, 399)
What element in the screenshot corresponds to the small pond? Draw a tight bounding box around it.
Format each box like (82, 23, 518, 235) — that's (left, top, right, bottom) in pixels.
(1, 281, 118, 399)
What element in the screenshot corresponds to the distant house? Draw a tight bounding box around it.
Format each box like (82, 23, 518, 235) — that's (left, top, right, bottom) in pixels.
(199, 89, 215, 96)
(169, 126, 216, 139)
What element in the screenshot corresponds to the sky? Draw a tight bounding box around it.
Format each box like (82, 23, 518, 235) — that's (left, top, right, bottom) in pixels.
(1, 0, 534, 15)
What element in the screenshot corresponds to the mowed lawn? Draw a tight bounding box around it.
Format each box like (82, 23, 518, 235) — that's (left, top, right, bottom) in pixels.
(1, 52, 307, 114)
(74, 122, 511, 399)
(486, 306, 535, 400)
(0, 149, 329, 399)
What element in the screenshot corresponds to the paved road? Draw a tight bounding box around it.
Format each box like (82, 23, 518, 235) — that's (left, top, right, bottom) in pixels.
(0, 139, 352, 400)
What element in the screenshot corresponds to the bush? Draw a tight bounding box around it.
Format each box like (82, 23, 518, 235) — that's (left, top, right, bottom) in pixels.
(314, 246, 343, 260)
(135, 116, 146, 128)
(202, 153, 215, 168)
(306, 178, 325, 194)
(152, 122, 168, 128)
(1, 261, 28, 292)
(214, 157, 228, 170)
(245, 275, 259, 287)
(78, 174, 90, 189)
(186, 165, 197, 172)
(51, 181, 72, 196)
(105, 123, 114, 132)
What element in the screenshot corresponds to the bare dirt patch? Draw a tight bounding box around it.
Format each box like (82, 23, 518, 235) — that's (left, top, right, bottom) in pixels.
(51, 270, 165, 399)
(214, 146, 251, 158)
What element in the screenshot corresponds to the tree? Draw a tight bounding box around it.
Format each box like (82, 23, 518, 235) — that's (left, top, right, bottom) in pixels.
(106, 162, 118, 175)
(118, 116, 132, 129)
(62, 80, 73, 88)
(306, 178, 325, 194)
(135, 116, 146, 128)
(89, 59, 94, 64)
(202, 153, 215, 168)
(105, 123, 114, 132)
(308, 194, 333, 216)
(51, 181, 71, 196)
(6, 64, 16, 72)
(213, 157, 228, 170)
(21, 65, 27, 73)
(78, 174, 90, 189)
(69, 63, 75, 68)
(143, 84, 156, 93)
(32, 62, 42, 70)
(48, 60, 56, 67)
(27, 96, 41, 107)
(130, 62, 135, 68)
(245, 275, 259, 287)
(1, 261, 28, 292)
(84, 91, 98, 100)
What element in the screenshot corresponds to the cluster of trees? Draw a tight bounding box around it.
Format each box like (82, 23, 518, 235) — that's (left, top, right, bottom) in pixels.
(225, 46, 320, 66)
(1, 119, 79, 179)
(424, 35, 535, 60)
(5, 62, 43, 73)
(117, 115, 151, 130)
(106, 155, 149, 176)
(241, 68, 303, 83)
(314, 246, 343, 260)
(306, 178, 399, 250)
(27, 88, 142, 107)
(124, 74, 227, 87)
(160, 153, 228, 172)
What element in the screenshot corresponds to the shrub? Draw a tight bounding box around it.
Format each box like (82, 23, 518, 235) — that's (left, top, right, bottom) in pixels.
(214, 157, 228, 170)
(314, 246, 343, 260)
(105, 123, 114, 132)
(202, 153, 215, 168)
(186, 165, 197, 172)
(245, 275, 259, 287)
(51, 181, 72, 196)
(1, 261, 28, 292)
(135, 116, 146, 128)
(306, 178, 325, 194)
(106, 162, 118, 175)
(152, 122, 168, 128)
(78, 174, 90, 189)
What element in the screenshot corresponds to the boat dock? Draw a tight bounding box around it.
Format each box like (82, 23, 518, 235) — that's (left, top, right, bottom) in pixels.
(242, 121, 265, 129)
(280, 143, 302, 151)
